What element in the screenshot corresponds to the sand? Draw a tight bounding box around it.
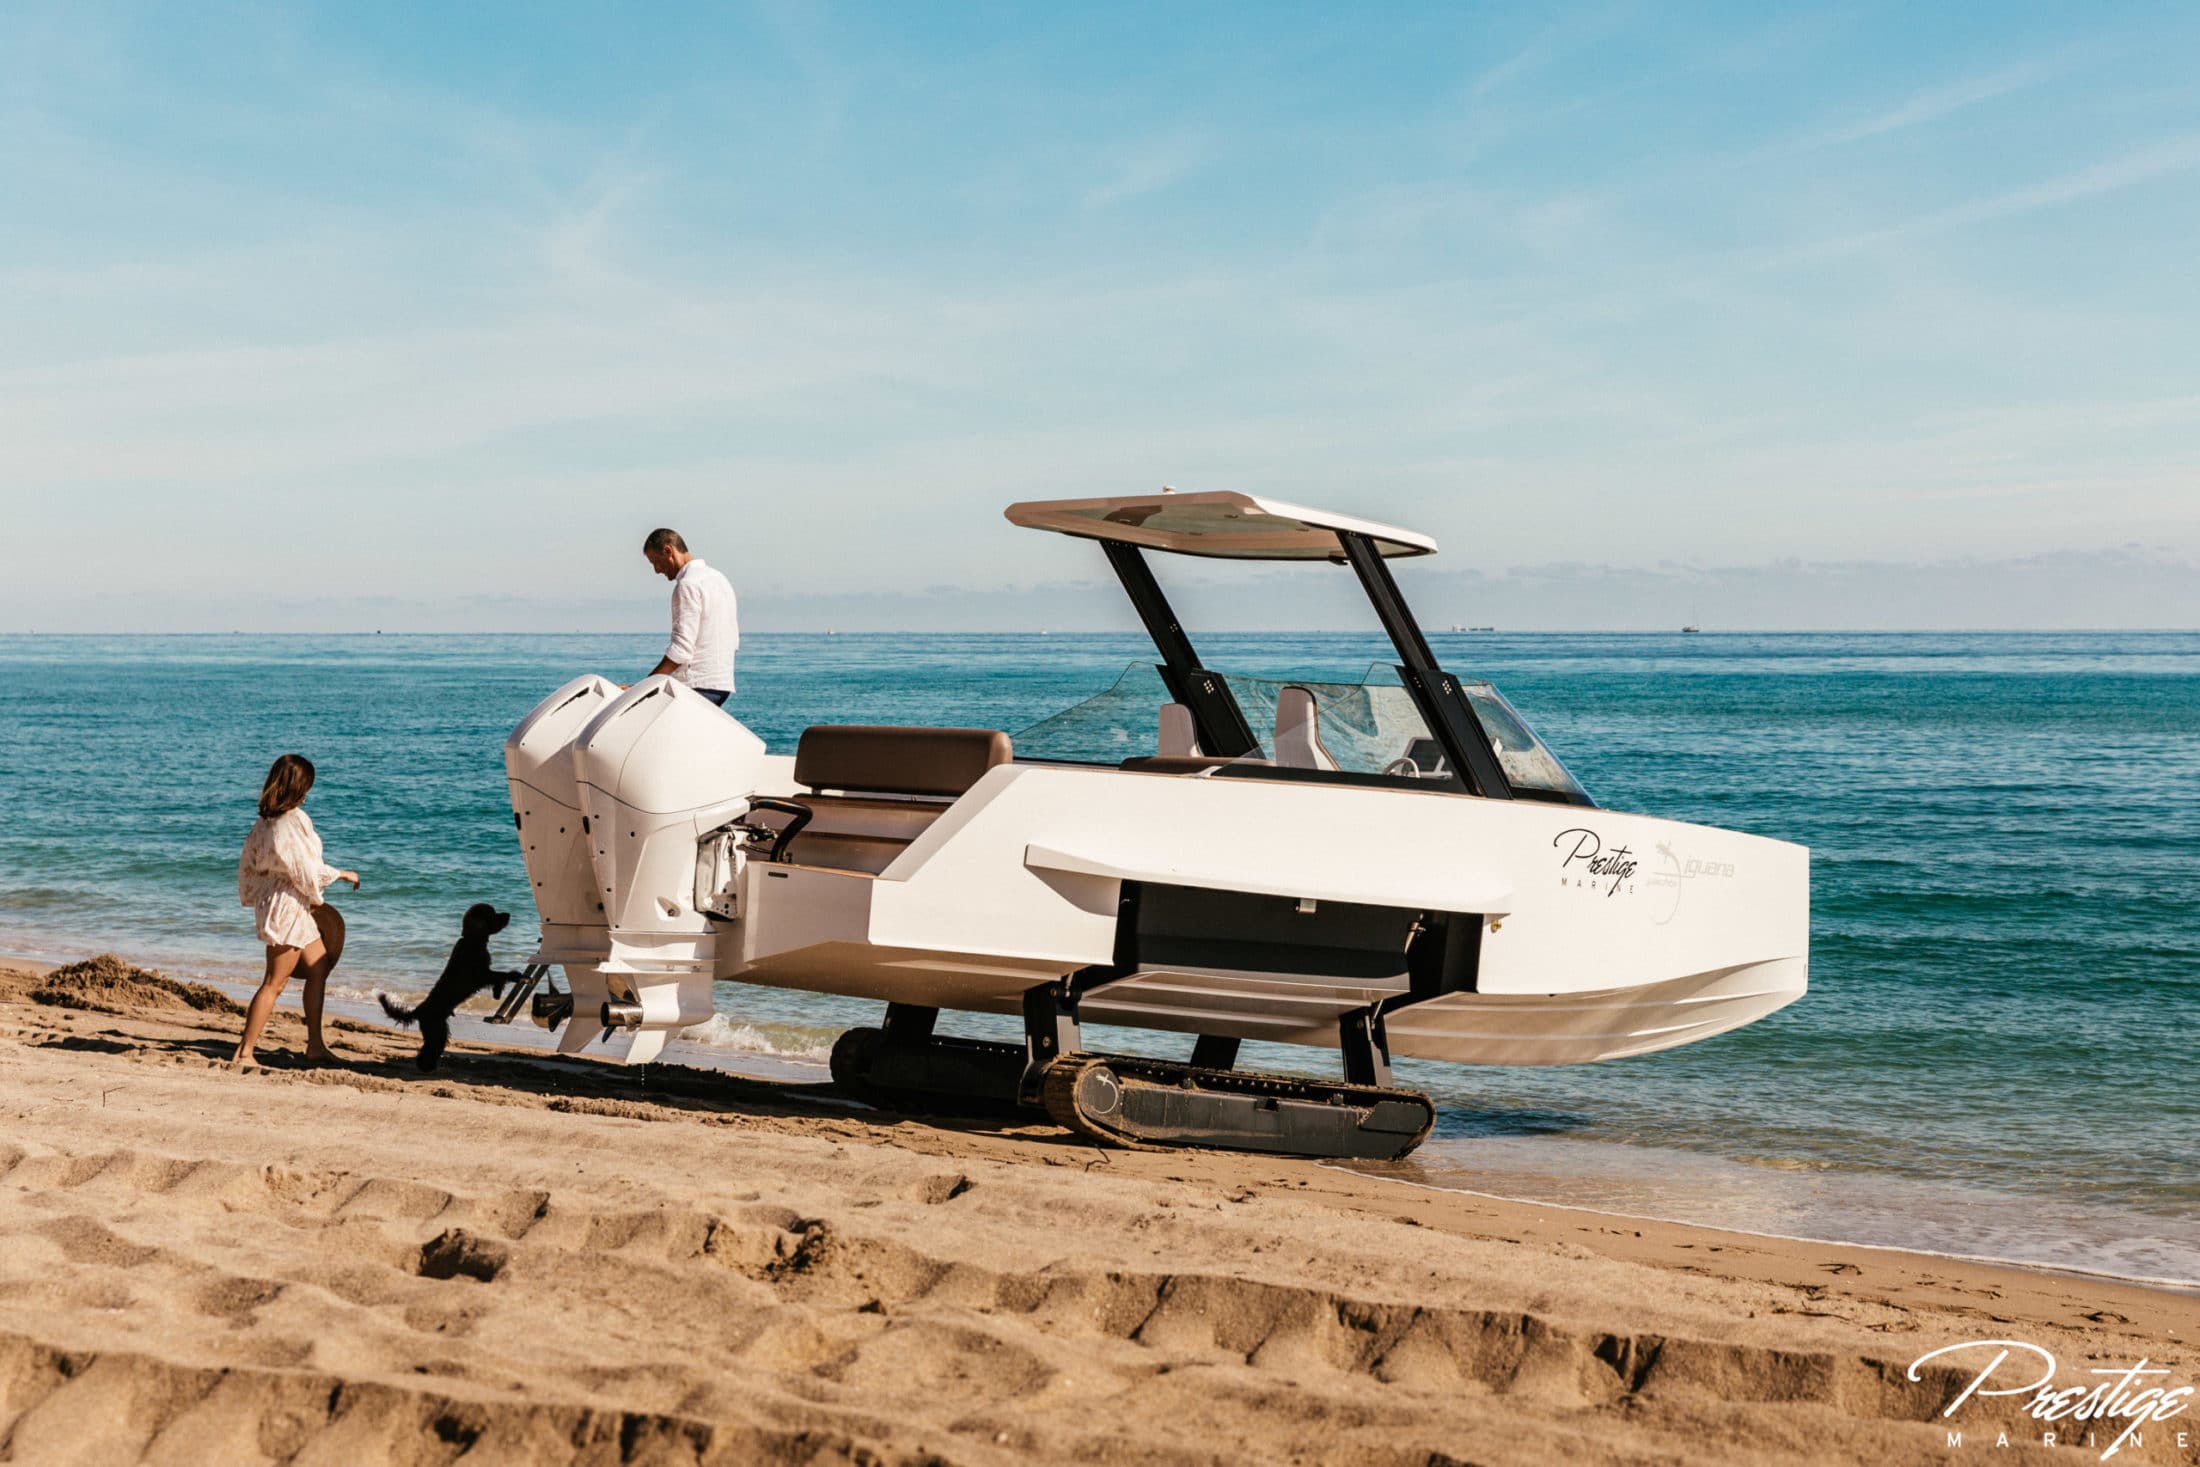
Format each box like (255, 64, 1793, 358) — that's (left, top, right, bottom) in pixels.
(0, 956, 2193, 1466)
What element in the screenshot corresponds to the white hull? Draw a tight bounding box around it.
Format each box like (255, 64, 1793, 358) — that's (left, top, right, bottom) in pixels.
(504, 676, 1808, 1070)
(1074, 958, 1805, 1065)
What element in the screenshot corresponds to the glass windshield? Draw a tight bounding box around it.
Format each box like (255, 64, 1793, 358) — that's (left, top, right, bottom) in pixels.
(1014, 661, 1589, 802)
(1456, 679, 1590, 800)
(1012, 662, 1174, 763)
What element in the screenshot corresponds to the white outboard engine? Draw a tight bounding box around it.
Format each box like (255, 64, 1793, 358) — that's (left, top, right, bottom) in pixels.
(565, 677, 766, 1063)
(506, 675, 623, 972)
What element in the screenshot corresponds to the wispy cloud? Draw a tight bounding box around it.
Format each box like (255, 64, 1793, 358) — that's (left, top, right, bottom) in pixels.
(4, 2, 2200, 627)
(543, 168, 658, 288)
(1462, 5, 1634, 99)
(1082, 133, 1206, 209)
(1772, 132, 2200, 264)
(1812, 56, 2068, 147)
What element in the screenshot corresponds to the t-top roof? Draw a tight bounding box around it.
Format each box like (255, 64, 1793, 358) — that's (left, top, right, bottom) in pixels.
(1003, 490, 1437, 560)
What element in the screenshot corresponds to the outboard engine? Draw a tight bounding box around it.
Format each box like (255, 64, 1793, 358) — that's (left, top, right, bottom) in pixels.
(567, 677, 766, 1063)
(505, 675, 621, 968)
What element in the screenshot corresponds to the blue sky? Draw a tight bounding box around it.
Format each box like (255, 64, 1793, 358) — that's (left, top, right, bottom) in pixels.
(4, 2, 2198, 629)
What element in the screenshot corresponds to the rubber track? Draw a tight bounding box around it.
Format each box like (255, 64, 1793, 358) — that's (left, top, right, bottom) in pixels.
(1040, 1053, 1436, 1157)
(1042, 1057, 1162, 1150)
(827, 1026, 881, 1095)
(830, 1028, 1030, 1116)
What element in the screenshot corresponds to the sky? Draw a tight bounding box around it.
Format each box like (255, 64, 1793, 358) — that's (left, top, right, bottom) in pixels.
(3, 1, 2198, 631)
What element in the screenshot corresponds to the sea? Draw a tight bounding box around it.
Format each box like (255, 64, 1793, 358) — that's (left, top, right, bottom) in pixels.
(1, 631, 2194, 1288)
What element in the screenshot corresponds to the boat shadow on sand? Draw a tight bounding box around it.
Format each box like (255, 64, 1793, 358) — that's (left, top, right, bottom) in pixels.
(6, 956, 1090, 1149)
(11, 955, 1601, 1152)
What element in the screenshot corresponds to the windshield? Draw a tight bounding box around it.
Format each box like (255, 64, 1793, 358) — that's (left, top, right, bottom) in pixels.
(1012, 661, 1175, 763)
(1452, 678, 1591, 801)
(1014, 661, 1590, 802)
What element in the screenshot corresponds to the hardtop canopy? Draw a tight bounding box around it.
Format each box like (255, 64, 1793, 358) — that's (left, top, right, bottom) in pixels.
(1002, 485, 1563, 804)
(1004, 490, 1436, 560)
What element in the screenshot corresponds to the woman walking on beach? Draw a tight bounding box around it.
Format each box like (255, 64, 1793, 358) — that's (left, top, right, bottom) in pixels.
(232, 754, 359, 1068)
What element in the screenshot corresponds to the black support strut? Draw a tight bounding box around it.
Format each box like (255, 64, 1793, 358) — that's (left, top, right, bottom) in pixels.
(1019, 982, 1084, 1097)
(881, 1002, 939, 1045)
(1103, 541, 1258, 758)
(1189, 1034, 1241, 1071)
(1337, 532, 1513, 800)
(1338, 1005, 1395, 1088)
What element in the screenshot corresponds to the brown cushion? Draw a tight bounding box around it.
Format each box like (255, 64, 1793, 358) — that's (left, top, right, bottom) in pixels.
(794, 725, 1013, 798)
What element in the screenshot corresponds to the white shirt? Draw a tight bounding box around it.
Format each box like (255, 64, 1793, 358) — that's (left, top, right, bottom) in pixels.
(665, 557, 739, 692)
(238, 807, 340, 948)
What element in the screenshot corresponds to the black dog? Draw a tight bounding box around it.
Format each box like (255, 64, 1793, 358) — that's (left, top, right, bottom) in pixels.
(379, 904, 525, 1072)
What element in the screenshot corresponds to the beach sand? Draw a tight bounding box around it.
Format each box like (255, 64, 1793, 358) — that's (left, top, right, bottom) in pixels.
(1, 956, 2193, 1466)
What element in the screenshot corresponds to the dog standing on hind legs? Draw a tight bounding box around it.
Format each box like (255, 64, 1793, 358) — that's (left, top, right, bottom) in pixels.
(380, 903, 525, 1072)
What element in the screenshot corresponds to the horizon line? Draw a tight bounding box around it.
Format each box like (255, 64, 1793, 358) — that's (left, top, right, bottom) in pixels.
(3, 627, 2197, 638)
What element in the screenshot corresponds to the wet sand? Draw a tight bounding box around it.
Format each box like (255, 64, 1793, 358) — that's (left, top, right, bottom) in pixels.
(1, 956, 2193, 1465)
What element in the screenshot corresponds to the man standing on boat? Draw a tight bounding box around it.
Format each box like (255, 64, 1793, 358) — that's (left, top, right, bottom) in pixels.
(639, 528, 739, 706)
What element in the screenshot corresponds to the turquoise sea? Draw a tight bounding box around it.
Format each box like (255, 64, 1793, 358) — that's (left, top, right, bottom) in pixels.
(1, 632, 2194, 1287)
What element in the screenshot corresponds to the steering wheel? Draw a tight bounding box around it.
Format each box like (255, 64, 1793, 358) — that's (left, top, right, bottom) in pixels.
(1382, 757, 1422, 778)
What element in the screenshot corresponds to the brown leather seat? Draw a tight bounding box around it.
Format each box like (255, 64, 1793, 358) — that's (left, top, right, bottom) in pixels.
(763, 726, 1014, 874)
(794, 725, 1013, 798)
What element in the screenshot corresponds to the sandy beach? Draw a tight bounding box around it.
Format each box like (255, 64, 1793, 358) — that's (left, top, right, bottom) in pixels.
(1, 955, 2193, 1466)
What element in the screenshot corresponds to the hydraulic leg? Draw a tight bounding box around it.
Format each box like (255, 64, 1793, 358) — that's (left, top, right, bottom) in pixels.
(1189, 1034, 1240, 1071)
(882, 1002, 938, 1045)
(1339, 1005, 1395, 1088)
(1019, 982, 1083, 1099)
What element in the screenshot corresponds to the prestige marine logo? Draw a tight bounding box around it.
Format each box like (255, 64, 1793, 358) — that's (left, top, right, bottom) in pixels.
(1554, 827, 1638, 897)
(1910, 1339, 2193, 1460)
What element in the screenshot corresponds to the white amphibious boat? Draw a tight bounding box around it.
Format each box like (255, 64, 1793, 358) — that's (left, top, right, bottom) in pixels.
(497, 491, 1808, 1159)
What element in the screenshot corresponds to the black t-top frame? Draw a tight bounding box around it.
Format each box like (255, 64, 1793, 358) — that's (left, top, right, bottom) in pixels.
(1097, 535, 1525, 801)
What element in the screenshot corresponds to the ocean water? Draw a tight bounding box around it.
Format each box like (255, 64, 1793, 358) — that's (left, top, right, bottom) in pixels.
(1, 631, 2194, 1287)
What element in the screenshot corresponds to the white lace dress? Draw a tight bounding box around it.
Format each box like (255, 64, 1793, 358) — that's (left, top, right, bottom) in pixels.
(237, 808, 341, 949)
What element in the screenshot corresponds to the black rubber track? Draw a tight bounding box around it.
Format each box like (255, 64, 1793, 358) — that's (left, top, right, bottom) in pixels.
(828, 1027, 1029, 1117)
(1040, 1053, 1435, 1161)
(835, 1027, 1437, 1159)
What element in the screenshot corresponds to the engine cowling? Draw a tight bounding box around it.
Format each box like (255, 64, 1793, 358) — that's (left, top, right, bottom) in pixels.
(571, 678, 764, 946)
(505, 675, 620, 965)
(566, 677, 767, 1061)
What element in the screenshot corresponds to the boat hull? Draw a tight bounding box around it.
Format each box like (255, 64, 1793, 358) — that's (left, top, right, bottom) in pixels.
(509, 681, 1810, 1069)
(718, 760, 1810, 1066)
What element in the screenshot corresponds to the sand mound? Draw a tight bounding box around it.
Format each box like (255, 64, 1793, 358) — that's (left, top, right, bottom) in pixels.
(31, 955, 242, 1018)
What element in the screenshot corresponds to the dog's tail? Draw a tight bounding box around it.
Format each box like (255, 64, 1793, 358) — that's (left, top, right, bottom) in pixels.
(378, 993, 419, 1027)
